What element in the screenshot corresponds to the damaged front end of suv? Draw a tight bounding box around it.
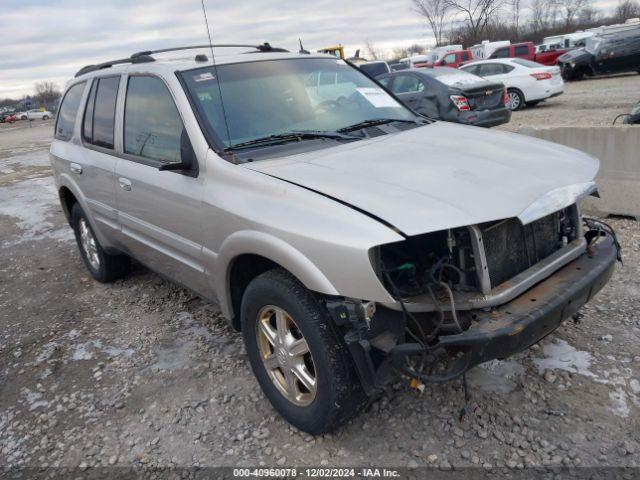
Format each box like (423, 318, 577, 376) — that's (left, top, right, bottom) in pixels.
(326, 193, 620, 395)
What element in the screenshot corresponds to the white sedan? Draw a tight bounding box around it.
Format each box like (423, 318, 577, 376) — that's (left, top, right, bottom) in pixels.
(460, 58, 564, 111)
(18, 109, 53, 120)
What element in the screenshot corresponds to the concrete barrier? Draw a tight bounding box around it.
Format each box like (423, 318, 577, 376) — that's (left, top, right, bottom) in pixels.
(518, 126, 640, 220)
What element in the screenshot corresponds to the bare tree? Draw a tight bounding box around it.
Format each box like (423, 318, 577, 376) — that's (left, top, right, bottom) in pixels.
(615, 0, 640, 21)
(442, 0, 505, 44)
(530, 0, 559, 32)
(413, 0, 451, 45)
(34, 81, 61, 107)
(578, 5, 599, 24)
(364, 39, 380, 60)
(509, 0, 523, 34)
(555, 0, 592, 27)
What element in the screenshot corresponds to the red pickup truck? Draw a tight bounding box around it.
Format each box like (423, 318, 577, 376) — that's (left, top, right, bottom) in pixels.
(487, 42, 571, 66)
(431, 50, 473, 68)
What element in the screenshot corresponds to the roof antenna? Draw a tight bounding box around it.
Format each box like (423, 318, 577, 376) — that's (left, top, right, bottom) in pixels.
(200, 0, 232, 149)
(298, 38, 310, 55)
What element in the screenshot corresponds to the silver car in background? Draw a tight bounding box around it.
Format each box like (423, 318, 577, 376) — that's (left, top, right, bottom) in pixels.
(50, 44, 619, 434)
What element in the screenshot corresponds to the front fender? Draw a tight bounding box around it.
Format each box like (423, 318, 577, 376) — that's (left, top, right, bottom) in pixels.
(212, 230, 340, 320)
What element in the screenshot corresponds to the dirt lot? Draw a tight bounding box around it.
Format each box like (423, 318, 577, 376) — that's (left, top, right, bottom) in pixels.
(1, 78, 639, 477)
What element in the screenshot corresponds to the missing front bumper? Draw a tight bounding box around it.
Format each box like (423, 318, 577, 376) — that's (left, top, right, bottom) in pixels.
(390, 233, 617, 383)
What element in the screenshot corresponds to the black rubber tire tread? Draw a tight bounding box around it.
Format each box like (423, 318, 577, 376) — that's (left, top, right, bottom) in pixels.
(241, 268, 367, 434)
(71, 203, 130, 283)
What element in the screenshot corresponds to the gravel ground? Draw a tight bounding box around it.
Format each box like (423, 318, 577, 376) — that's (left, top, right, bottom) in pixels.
(499, 72, 640, 132)
(1, 78, 639, 478)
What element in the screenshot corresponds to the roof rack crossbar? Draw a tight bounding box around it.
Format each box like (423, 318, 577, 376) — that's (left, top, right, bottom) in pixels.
(75, 43, 288, 77)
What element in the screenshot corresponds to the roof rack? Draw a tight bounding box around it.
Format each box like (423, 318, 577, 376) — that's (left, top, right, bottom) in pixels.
(75, 43, 289, 77)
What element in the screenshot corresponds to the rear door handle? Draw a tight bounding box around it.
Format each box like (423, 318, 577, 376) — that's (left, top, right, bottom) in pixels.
(118, 177, 132, 191)
(70, 163, 82, 174)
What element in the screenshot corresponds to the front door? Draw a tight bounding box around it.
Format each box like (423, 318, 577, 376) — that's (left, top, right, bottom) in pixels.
(114, 74, 208, 296)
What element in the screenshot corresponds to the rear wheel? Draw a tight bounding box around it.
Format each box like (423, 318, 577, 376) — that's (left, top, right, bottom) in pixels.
(507, 89, 525, 111)
(71, 203, 130, 282)
(241, 268, 366, 434)
(42, 115, 49, 120)
(526, 100, 542, 107)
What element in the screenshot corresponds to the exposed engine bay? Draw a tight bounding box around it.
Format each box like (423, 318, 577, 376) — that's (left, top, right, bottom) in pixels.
(328, 207, 621, 394)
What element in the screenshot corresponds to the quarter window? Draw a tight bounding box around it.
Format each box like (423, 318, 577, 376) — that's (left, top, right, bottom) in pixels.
(55, 82, 86, 141)
(124, 76, 184, 164)
(83, 76, 119, 149)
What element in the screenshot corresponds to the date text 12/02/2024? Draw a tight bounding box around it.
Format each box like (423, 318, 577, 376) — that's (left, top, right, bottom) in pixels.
(233, 468, 401, 478)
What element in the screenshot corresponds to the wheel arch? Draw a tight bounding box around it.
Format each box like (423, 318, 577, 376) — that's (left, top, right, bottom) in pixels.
(214, 231, 340, 330)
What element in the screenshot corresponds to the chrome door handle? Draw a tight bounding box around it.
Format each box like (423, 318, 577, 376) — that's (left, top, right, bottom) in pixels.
(118, 177, 132, 191)
(70, 163, 82, 174)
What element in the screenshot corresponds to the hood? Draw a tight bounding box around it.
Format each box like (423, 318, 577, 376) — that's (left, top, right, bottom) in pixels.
(243, 122, 599, 237)
(558, 48, 592, 64)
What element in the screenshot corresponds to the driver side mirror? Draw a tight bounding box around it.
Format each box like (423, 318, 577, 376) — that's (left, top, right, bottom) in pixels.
(158, 129, 199, 177)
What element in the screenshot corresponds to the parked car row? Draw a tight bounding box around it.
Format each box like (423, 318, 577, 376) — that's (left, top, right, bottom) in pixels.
(15, 109, 54, 120)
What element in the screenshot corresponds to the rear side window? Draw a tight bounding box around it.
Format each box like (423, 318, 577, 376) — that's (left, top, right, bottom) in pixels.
(462, 51, 471, 61)
(83, 76, 119, 149)
(124, 76, 184, 164)
(479, 63, 505, 76)
(515, 45, 530, 57)
(55, 82, 86, 141)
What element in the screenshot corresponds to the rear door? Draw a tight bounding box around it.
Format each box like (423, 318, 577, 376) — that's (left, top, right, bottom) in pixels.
(114, 74, 208, 296)
(76, 76, 123, 240)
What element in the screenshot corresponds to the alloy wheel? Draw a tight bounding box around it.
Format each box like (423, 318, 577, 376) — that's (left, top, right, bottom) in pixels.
(256, 305, 317, 406)
(508, 91, 521, 110)
(79, 218, 100, 271)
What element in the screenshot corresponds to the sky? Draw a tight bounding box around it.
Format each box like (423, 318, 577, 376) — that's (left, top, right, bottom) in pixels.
(0, 0, 433, 99)
(0, 0, 621, 99)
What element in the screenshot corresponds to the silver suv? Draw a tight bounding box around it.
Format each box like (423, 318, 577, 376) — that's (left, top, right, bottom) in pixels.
(50, 44, 619, 434)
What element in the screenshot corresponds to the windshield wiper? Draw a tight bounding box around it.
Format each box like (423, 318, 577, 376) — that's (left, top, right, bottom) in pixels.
(337, 118, 419, 133)
(226, 130, 358, 151)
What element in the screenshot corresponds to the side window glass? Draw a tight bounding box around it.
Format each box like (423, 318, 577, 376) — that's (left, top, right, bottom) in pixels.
(391, 75, 423, 94)
(480, 64, 503, 76)
(515, 45, 529, 56)
(443, 53, 456, 64)
(90, 77, 119, 149)
(494, 48, 509, 58)
(54, 82, 86, 141)
(503, 64, 515, 73)
(82, 80, 97, 143)
(124, 76, 184, 164)
(378, 77, 390, 87)
(462, 52, 471, 61)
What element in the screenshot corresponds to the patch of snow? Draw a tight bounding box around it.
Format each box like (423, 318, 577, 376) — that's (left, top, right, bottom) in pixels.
(0, 175, 71, 246)
(36, 342, 59, 363)
(609, 388, 630, 417)
(533, 339, 595, 377)
(21, 387, 48, 412)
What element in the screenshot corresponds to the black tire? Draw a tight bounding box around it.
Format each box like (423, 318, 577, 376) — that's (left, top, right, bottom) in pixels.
(241, 268, 366, 434)
(526, 100, 542, 107)
(507, 88, 525, 111)
(71, 203, 130, 283)
(42, 115, 49, 120)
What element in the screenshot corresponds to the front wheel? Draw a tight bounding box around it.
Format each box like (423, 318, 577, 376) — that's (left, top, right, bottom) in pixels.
(42, 115, 49, 120)
(71, 203, 130, 282)
(507, 89, 525, 111)
(241, 268, 366, 434)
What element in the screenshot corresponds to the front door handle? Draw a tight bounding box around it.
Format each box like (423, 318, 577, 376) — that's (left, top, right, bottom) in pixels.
(70, 163, 82, 174)
(118, 177, 132, 191)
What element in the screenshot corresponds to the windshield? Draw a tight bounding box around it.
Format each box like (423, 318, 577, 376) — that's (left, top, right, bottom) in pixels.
(585, 37, 602, 55)
(180, 58, 415, 149)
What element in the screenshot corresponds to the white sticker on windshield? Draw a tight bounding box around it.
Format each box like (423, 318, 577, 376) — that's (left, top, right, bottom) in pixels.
(194, 72, 216, 82)
(356, 87, 401, 108)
